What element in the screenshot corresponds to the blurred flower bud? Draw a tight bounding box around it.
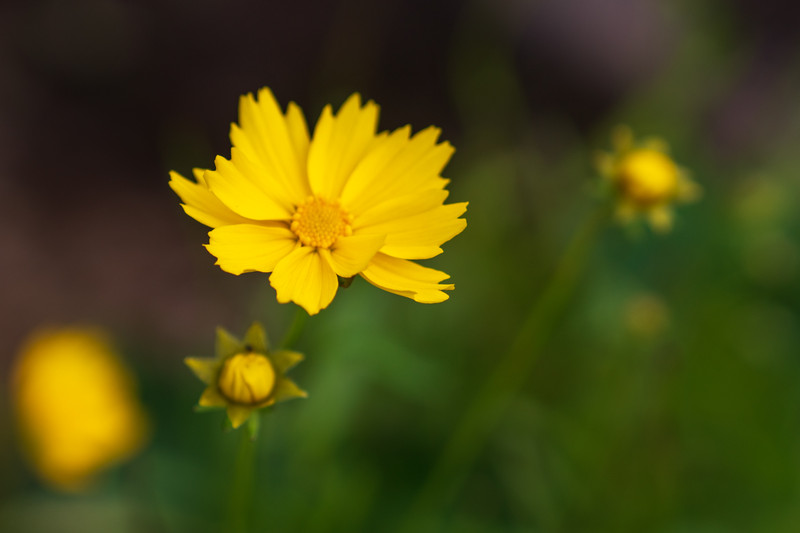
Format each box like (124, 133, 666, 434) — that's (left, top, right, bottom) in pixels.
(11, 327, 149, 492)
(596, 126, 700, 233)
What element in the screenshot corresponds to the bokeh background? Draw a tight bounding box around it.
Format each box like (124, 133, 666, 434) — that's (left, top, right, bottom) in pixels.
(2, 0, 800, 531)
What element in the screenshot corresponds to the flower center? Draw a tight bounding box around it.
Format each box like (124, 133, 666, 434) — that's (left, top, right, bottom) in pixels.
(617, 149, 678, 206)
(290, 196, 353, 249)
(218, 353, 275, 405)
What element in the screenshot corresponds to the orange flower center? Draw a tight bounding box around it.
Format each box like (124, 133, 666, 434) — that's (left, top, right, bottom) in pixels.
(290, 196, 353, 249)
(617, 149, 678, 206)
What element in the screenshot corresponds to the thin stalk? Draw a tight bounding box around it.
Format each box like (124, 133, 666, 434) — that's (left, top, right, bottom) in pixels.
(280, 306, 308, 350)
(225, 306, 308, 532)
(404, 207, 608, 529)
(228, 428, 256, 533)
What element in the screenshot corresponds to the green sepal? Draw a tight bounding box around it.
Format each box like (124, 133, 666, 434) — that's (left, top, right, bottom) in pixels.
(243, 322, 269, 353)
(269, 350, 304, 373)
(184, 357, 219, 384)
(216, 327, 243, 359)
(271, 378, 308, 402)
(193, 404, 224, 413)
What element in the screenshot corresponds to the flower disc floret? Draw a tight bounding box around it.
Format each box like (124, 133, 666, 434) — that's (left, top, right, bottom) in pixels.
(617, 149, 678, 206)
(290, 196, 353, 248)
(218, 353, 276, 405)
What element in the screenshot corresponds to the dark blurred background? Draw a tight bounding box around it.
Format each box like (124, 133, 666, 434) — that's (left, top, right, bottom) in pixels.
(1, 0, 799, 360)
(1, 0, 800, 531)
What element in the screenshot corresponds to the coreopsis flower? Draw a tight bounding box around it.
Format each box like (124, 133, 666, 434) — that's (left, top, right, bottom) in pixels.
(11, 327, 149, 492)
(596, 126, 700, 232)
(170, 88, 467, 315)
(185, 323, 306, 430)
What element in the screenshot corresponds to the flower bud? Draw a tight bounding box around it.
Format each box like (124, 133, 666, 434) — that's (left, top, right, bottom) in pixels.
(218, 353, 275, 405)
(617, 149, 678, 206)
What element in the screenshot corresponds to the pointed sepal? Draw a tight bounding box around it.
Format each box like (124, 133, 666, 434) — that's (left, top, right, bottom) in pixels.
(269, 350, 304, 373)
(185, 357, 219, 384)
(243, 322, 269, 353)
(216, 327, 243, 359)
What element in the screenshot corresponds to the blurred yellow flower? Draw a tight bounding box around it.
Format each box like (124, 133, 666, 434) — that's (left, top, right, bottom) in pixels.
(624, 292, 670, 339)
(170, 87, 467, 315)
(185, 323, 307, 429)
(596, 126, 700, 232)
(11, 327, 149, 492)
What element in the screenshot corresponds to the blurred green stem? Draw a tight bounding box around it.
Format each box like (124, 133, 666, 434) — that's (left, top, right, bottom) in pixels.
(280, 307, 308, 350)
(404, 206, 608, 528)
(229, 427, 256, 533)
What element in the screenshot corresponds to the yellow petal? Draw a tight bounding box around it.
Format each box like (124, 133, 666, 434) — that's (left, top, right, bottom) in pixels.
(614, 201, 637, 223)
(169, 171, 253, 228)
(227, 147, 299, 211)
(340, 125, 453, 214)
(192, 167, 207, 184)
(676, 172, 701, 202)
(360, 253, 454, 303)
(226, 405, 253, 429)
(205, 157, 291, 220)
(594, 152, 615, 179)
(269, 350, 304, 373)
(353, 188, 451, 229)
(199, 387, 227, 408)
(232, 89, 311, 205)
(647, 206, 674, 233)
(322, 233, 386, 278)
(271, 378, 308, 402)
(612, 125, 634, 152)
(184, 357, 218, 384)
(338, 126, 411, 208)
(269, 246, 338, 315)
(308, 94, 380, 200)
(286, 101, 310, 174)
(643, 136, 669, 153)
(366, 203, 468, 260)
(206, 224, 297, 275)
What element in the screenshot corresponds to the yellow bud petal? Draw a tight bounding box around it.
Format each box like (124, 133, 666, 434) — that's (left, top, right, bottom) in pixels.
(617, 149, 679, 206)
(217, 353, 276, 405)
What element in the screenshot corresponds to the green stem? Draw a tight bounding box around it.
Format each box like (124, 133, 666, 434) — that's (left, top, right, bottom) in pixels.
(228, 426, 256, 533)
(280, 306, 309, 350)
(403, 207, 608, 529)
(226, 306, 307, 531)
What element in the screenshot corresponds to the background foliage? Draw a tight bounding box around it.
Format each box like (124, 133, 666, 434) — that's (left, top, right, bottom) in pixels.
(1, 0, 800, 531)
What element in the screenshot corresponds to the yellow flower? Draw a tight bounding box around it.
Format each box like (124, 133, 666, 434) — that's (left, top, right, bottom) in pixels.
(596, 126, 700, 232)
(11, 327, 149, 492)
(185, 323, 307, 429)
(624, 292, 670, 339)
(170, 88, 467, 315)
